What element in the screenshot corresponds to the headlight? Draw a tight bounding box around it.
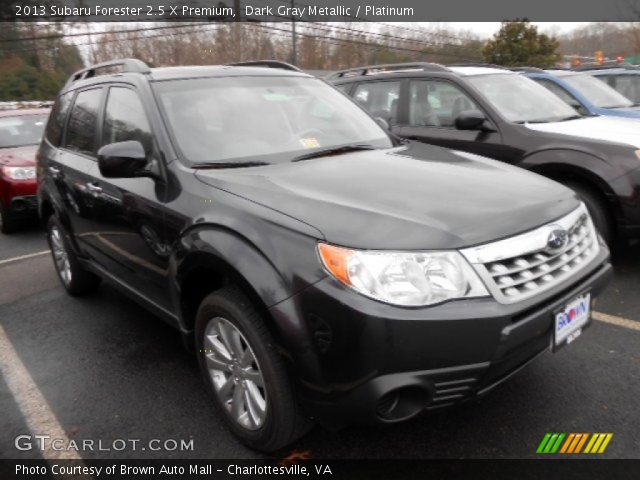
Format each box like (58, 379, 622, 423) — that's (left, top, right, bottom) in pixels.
(2, 166, 36, 180)
(318, 243, 489, 306)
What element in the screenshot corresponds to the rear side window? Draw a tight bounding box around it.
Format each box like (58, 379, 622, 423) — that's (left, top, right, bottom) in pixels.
(352, 81, 401, 125)
(45, 93, 72, 146)
(64, 88, 103, 156)
(101, 87, 153, 154)
(409, 80, 479, 128)
(611, 75, 640, 103)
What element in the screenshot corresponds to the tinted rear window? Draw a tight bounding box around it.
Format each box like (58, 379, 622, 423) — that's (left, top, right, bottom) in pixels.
(45, 93, 72, 146)
(64, 88, 103, 156)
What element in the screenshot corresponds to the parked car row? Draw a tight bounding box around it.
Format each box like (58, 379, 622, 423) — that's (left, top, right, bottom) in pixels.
(29, 58, 617, 452)
(578, 64, 640, 104)
(329, 63, 640, 246)
(4, 63, 640, 245)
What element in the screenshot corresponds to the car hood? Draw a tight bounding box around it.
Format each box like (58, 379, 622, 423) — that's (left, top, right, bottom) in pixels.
(195, 143, 579, 250)
(524, 116, 640, 148)
(0, 145, 38, 166)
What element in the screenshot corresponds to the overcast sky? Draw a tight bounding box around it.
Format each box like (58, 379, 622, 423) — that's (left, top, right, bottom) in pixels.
(443, 22, 590, 38)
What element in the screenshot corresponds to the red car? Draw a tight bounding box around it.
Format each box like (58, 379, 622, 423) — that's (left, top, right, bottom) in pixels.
(0, 108, 49, 233)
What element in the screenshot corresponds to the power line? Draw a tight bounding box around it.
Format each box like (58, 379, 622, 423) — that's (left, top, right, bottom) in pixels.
(0, 20, 479, 64)
(234, 2, 480, 54)
(248, 23, 479, 62)
(0, 22, 205, 44)
(304, 22, 480, 54)
(0, 24, 223, 55)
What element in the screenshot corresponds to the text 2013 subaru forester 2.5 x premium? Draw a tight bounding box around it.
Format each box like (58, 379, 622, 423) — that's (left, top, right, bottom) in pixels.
(38, 59, 612, 452)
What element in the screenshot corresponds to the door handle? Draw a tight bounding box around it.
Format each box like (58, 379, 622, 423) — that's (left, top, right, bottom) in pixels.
(86, 182, 103, 194)
(49, 166, 61, 177)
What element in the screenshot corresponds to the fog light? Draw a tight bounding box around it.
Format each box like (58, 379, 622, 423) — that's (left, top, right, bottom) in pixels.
(376, 387, 428, 421)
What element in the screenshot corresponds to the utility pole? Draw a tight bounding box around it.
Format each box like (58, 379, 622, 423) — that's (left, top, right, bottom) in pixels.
(290, 0, 297, 65)
(233, 0, 241, 61)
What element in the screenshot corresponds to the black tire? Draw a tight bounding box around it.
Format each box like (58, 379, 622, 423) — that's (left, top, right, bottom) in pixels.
(565, 181, 614, 245)
(46, 215, 101, 296)
(0, 202, 18, 234)
(195, 286, 312, 452)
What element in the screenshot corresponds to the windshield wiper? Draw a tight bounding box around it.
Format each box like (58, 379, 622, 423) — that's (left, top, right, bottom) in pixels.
(192, 161, 270, 170)
(291, 144, 377, 162)
(557, 114, 584, 122)
(517, 115, 583, 124)
(515, 119, 551, 124)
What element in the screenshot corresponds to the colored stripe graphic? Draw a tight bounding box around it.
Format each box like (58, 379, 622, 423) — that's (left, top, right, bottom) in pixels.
(537, 433, 552, 454)
(585, 433, 613, 454)
(574, 433, 589, 453)
(538, 433, 613, 454)
(537, 433, 566, 454)
(559, 433, 575, 453)
(591, 434, 606, 453)
(597, 434, 613, 453)
(567, 433, 583, 453)
(550, 433, 565, 453)
(584, 434, 599, 453)
(544, 433, 559, 453)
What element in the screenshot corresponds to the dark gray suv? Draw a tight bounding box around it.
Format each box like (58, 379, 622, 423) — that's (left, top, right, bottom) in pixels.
(38, 59, 611, 451)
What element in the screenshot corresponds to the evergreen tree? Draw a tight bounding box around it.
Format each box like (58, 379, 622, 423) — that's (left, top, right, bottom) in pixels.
(483, 21, 560, 67)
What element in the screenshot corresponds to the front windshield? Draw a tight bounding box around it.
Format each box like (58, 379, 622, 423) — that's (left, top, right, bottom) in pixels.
(563, 74, 634, 109)
(467, 73, 578, 123)
(153, 76, 393, 165)
(0, 114, 47, 148)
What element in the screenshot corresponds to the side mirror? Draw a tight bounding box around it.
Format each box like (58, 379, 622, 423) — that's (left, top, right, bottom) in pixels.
(454, 110, 487, 131)
(375, 116, 390, 130)
(97, 141, 149, 179)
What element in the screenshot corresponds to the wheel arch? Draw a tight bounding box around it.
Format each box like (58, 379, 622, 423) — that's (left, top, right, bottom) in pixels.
(523, 150, 622, 221)
(173, 225, 304, 343)
(176, 251, 278, 338)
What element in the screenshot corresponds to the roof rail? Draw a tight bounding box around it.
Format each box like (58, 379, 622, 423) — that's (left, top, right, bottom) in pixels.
(65, 59, 151, 87)
(326, 62, 450, 80)
(508, 66, 546, 73)
(574, 63, 639, 72)
(448, 62, 508, 70)
(226, 60, 302, 72)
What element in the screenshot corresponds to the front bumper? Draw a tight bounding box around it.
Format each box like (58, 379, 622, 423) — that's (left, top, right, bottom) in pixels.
(270, 248, 612, 428)
(6, 195, 38, 219)
(1, 176, 38, 220)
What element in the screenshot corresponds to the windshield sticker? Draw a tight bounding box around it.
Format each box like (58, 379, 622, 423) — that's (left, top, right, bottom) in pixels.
(299, 137, 320, 149)
(263, 93, 291, 101)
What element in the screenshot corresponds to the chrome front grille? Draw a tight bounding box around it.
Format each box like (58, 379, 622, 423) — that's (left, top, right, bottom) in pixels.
(461, 204, 600, 304)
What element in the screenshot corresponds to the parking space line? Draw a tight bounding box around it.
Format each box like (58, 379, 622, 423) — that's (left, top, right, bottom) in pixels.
(0, 325, 84, 464)
(0, 250, 49, 267)
(593, 311, 640, 331)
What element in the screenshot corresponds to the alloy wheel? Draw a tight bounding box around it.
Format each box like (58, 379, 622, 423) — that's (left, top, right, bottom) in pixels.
(203, 317, 267, 430)
(49, 225, 72, 286)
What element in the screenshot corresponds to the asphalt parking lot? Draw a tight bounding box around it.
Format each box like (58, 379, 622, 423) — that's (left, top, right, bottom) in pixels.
(1, 226, 639, 461)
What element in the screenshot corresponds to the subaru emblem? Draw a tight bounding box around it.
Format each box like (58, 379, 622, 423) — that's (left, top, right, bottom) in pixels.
(546, 227, 568, 253)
